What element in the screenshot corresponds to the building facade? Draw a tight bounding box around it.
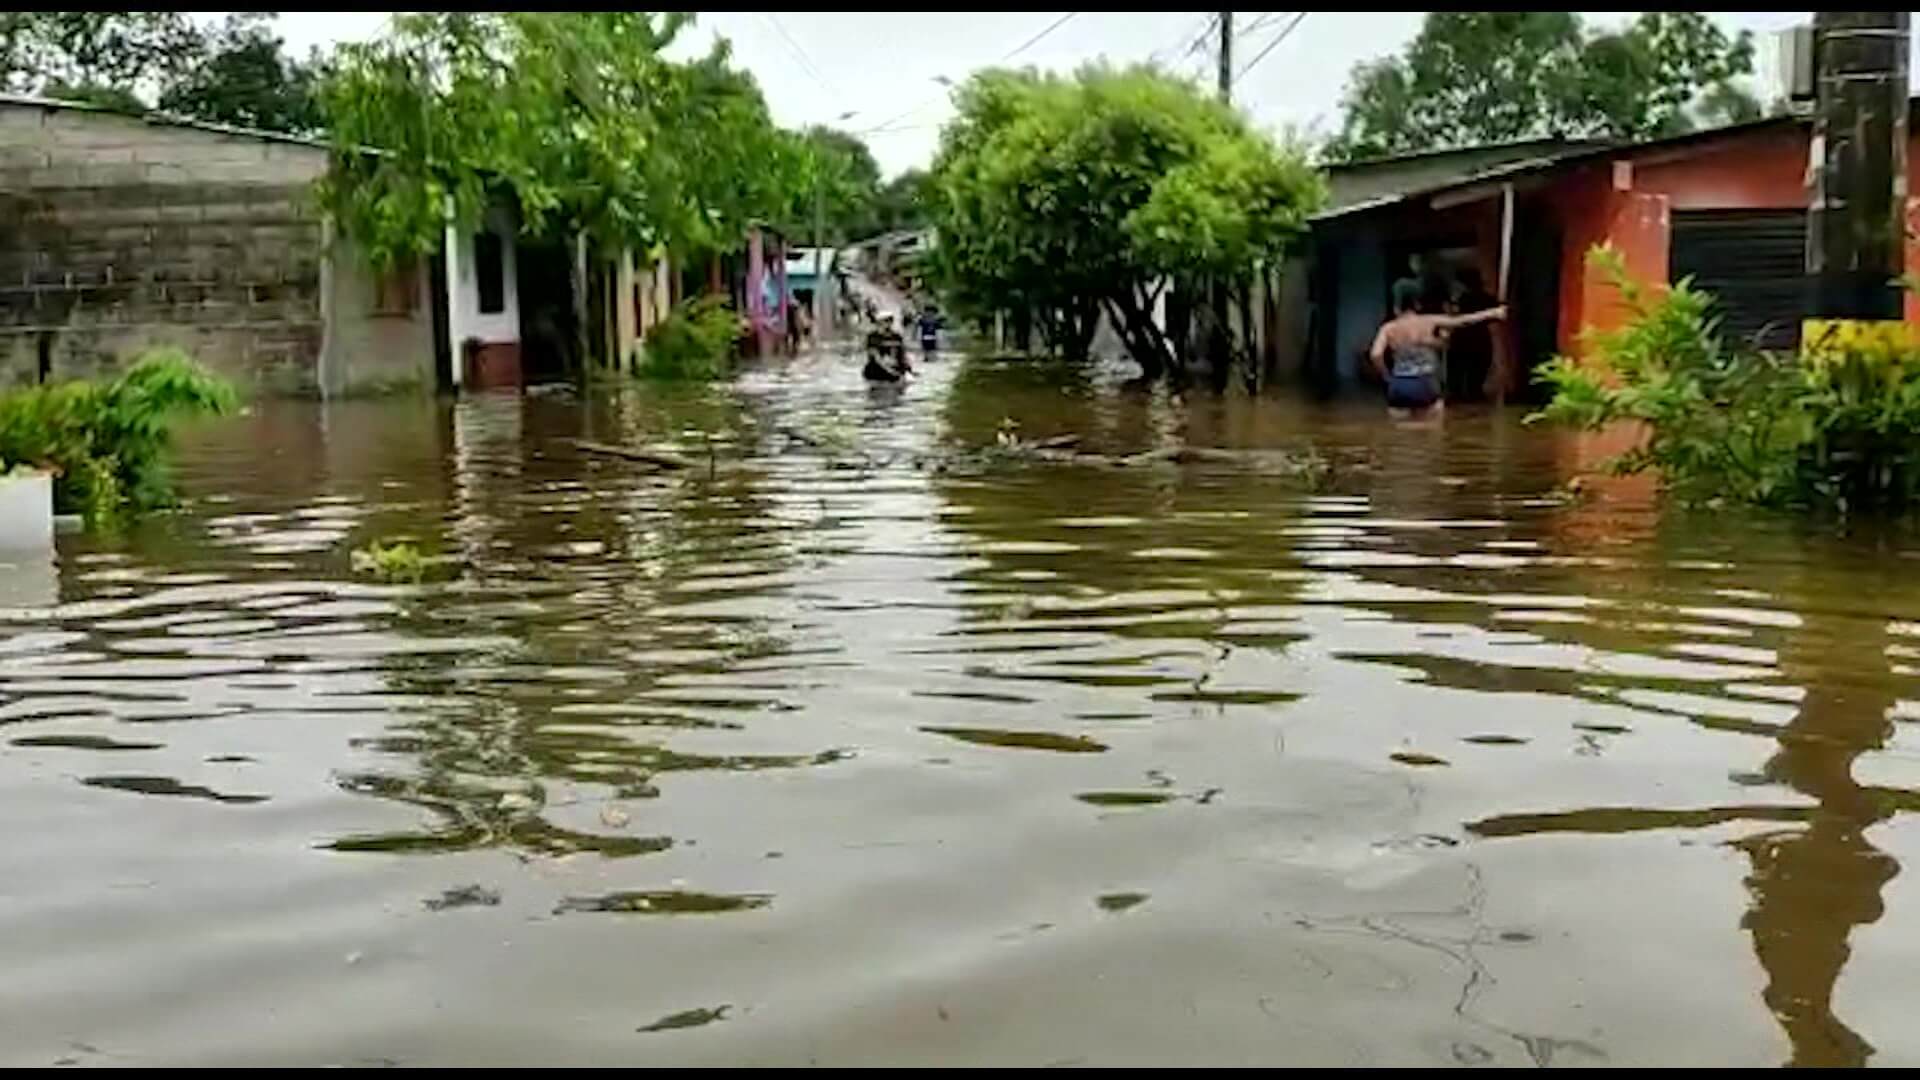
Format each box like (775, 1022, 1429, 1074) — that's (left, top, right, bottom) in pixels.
(0, 95, 552, 397)
(1298, 108, 1920, 397)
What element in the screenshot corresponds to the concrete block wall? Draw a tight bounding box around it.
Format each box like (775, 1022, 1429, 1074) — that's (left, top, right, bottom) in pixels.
(0, 100, 432, 395)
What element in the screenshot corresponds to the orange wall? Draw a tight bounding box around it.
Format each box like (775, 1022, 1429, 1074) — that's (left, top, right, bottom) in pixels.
(1554, 126, 1920, 357)
(1634, 127, 1812, 210)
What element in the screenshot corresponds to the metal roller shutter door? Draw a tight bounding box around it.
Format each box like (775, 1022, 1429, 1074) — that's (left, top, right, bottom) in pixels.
(1669, 209, 1808, 351)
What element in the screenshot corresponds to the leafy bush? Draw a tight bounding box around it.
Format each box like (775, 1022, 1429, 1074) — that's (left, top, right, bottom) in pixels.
(1534, 248, 1920, 512)
(0, 348, 238, 520)
(637, 298, 740, 381)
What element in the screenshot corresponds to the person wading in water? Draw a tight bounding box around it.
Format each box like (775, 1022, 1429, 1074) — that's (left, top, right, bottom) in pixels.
(1368, 280, 1505, 415)
(863, 315, 912, 382)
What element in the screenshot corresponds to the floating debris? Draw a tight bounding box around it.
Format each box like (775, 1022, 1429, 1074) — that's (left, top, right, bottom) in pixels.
(350, 539, 427, 583)
(637, 1005, 731, 1033)
(12, 734, 162, 752)
(81, 774, 266, 804)
(554, 890, 771, 915)
(921, 726, 1107, 754)
(423, 885, 501, 912)
(1075, 791, 1174, 807)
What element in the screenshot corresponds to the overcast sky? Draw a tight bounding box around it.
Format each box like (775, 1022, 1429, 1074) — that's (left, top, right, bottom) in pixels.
(269, 12, 1821, 175)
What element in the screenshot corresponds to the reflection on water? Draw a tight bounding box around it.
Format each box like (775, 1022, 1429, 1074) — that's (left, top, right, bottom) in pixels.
(1468, 598, 1907, 1067)
(3, 347, 1920, 1065)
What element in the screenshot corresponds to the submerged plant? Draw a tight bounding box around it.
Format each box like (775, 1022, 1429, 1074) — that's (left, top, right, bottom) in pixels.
(637, 297, 741, 381)
(1533, 247, 1920, 513)
(351, 539, 428, 583)
(0, 347, 238, 521)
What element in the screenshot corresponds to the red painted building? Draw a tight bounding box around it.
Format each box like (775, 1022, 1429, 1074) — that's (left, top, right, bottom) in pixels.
(1302, 106, 1920, 397)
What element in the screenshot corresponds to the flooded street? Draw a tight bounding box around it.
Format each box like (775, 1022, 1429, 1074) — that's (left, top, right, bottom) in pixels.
(6, 347, 1920, 1067)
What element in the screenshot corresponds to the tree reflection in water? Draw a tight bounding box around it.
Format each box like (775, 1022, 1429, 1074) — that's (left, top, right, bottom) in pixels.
(1470, 605, 1906, 1067)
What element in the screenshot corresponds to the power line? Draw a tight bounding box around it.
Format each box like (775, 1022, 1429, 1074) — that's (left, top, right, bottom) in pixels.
(1002, 11, 1081, 63)
(1241, 12, 1283, 37)
(857, 12, 1082, 136)
(762, 13, 841, 108)
(1148, 12, 1215, 70)
(1234, 11, 1307, 84)
(1179, 13, 1222, 60)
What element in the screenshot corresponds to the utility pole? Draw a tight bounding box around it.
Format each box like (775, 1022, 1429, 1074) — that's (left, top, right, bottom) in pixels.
(1206, 11, 1235, 387)
(812, 173, 827, 345)
(1216, 12, 1233, 103)
(1809, 11, 1910, 320)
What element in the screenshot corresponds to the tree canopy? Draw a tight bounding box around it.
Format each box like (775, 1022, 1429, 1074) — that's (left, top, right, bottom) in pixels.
(3, 12, 319, 133)
(158, 12, 321, 135)
(873, 168, 932, 235)
(1326, 13, 1757, 162)
(927, 65, 1322, 378)
(796, 126, 882, 244)
(1, 12, 199, 99)
(316, 12, 808, 271)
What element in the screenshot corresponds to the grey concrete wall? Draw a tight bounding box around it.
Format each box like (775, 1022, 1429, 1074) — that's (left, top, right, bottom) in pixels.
(0, 100, 433, 395)
(321, 231, 436, 397)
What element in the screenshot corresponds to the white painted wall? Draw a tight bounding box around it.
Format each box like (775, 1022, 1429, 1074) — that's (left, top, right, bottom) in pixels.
(450, 205, 521, 346)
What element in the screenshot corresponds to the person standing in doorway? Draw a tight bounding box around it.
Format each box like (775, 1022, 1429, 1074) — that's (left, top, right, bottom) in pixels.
(1448, 268, 1499, 402)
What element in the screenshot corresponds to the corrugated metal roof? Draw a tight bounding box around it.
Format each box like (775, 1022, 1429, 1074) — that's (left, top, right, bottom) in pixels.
(1311, 113, 1821, 225)
(1321, 138, 1602, 213)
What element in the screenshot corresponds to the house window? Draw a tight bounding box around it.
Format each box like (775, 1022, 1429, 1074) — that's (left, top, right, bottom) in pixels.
(372, 260, 417, 316)
(475, 231, 505, 315)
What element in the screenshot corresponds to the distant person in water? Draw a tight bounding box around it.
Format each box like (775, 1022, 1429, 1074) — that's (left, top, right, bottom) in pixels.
(864, 316, 911, 382)
(916, 306, 942, 356)
(1369, 280, 1505, 414)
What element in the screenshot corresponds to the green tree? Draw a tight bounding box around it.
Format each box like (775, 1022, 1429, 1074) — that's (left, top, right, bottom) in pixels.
(873, 168, 931, 233)
(157, 12, 320, 134)
(1, 12, 201, 103)
(35, 80, 147, 113)
(317, 12, 799, 273)
(1327, 12, 1755, 161)
(793, 126, 883, 244)
(927, 65, 1321, 379)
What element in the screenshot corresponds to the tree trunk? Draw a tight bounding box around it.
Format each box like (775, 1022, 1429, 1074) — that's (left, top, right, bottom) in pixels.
(1063, 294, 1099, 362)
(1167, 283, 1192, 371)
(1199, 279, 1227, 392)
(1036, 306, 1062, 356)
(1106, 289, 1173, 381)
(1237, 280, 1257, 393)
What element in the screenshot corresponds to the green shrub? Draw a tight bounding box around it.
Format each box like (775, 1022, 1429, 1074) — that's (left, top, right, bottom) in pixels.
(637, 298, 740, 381)
(0, 347, 238, 520)
(1534, 247, 1920, 513)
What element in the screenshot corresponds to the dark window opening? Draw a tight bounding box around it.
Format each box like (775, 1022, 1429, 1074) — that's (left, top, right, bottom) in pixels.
(475, 232, 506, 315)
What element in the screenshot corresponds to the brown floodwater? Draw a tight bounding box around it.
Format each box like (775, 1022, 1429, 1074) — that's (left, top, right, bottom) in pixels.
(5, 347, 1920, 1066)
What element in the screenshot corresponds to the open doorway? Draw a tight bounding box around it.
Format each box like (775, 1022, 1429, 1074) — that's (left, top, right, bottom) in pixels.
(516, 240, 577, 383)
(1509, 204, 1562, 402)
(428, 252, 453, 393)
